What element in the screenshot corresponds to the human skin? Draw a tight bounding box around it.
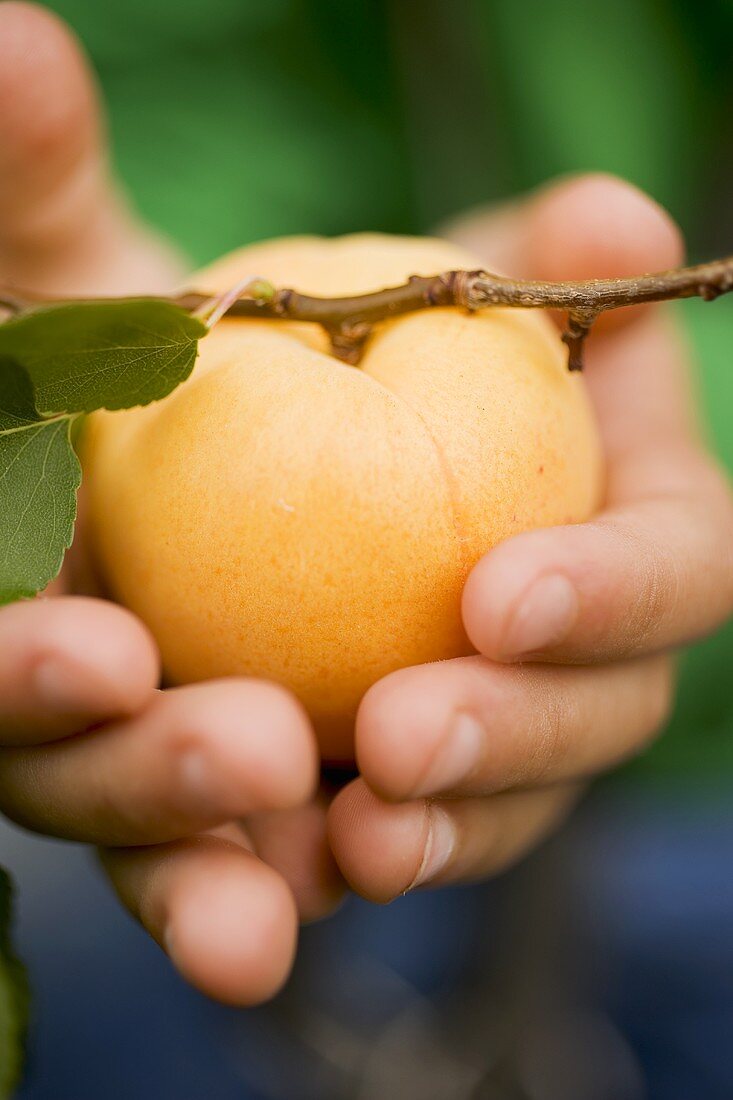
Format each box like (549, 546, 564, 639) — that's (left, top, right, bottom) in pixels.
(1, 2, 733, 1000)
(82, 233, 602, 760)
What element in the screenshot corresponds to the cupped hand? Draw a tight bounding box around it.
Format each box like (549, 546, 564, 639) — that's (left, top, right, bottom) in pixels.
(328, 173, 733, 901)
(0, 2, 343, 1005)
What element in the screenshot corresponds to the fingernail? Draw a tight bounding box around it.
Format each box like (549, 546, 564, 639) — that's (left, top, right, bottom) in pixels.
(501, 573, 578, 658)
(411, 712, 484, 797)
(411, 807, 457, 889)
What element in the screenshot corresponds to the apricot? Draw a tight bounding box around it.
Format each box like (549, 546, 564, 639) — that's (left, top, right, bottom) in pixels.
(83, 234, 602, 760)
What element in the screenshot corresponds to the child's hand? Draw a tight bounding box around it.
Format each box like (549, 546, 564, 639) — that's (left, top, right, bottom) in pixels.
(328, 173, 733, 900)
(0, 597, 333, 1004)
(0, 3, 342, 1004)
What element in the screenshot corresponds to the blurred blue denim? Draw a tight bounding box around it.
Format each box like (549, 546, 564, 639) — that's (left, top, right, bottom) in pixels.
(2, 787, 732, 1100)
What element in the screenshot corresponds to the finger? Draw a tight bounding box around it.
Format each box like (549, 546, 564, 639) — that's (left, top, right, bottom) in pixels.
(0, 596, 159, 745)
(0, 2, 181, 294)
(463, 422, 733, 664)
(441, 171, 684, 333)
(444, 172, 731, 664)
(328, 778, 576, 903)
(100, 836, 298, 1005)
(0, 680, 318, 845)
(246, 797, 346, 923)
(355, 655, 672, 802)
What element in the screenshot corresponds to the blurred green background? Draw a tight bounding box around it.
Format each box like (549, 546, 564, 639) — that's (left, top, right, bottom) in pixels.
(44, 0, 733, 783)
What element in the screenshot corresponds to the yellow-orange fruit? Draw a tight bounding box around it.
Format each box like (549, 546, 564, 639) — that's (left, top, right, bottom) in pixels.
(83, 234, 603, 759)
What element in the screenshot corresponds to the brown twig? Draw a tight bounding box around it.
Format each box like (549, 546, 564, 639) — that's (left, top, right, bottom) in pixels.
(176, 254, 733, 369)
(4, 255, 733, 369)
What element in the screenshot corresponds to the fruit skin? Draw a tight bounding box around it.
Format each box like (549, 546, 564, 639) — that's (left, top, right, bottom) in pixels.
(83, 234, 603, 760)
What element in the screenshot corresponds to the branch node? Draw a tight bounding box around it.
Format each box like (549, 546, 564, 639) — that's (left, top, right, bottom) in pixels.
(562, 309, 598, 372)
(452, 269, 492, 311)
(327, 322, 373, 365)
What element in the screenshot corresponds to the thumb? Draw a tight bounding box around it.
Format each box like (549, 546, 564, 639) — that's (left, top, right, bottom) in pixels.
(441, 172, 684, 333)
(0, 2, 182, 295)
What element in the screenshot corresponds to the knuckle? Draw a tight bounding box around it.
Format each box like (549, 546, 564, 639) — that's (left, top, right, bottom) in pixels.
(95, 709, 204, 846)
(164, 724, 204, 767)
(618, 460, 733, 650)
(607, 519, 679, 656)
(631, 555, 679, 654)
(523, 678, 575, 785)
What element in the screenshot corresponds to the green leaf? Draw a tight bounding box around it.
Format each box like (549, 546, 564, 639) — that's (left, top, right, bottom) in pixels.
(0, 415, 81, 603)
(0, 869, 29, 1100)
(0, 299, 206, 415)
(0, 296, 207, 604)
